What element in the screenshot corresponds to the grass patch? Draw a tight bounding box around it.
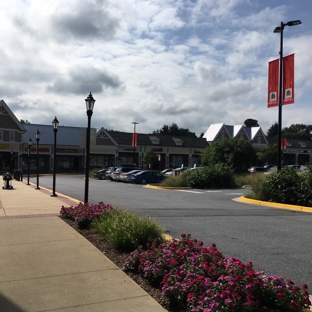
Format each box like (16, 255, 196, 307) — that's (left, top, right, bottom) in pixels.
(92, 210, 165, 252)
(234, 173, 267, 188)
(159, 173, 191, 187)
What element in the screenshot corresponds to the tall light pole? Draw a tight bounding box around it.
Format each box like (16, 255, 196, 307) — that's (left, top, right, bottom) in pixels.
(27, 138, 32, 185)
(274, 20, 302, 170)
(35, 130, 41, 190)
(132, 122, 139, 165)
(84, 92, 95, 203)
(51, 116, 59, 197)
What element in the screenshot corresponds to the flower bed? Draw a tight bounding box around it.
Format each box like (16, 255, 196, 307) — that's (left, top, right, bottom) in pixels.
(123, 234, 311, 311)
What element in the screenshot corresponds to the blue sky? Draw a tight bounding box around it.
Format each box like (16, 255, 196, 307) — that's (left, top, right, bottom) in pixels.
(1, 0, 311, 136)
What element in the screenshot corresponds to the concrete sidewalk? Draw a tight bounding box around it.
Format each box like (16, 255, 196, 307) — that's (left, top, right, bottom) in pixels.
(0, 180, 166, 312)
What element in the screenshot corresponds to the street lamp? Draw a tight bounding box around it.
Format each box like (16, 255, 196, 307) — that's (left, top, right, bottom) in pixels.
(35, 130, 41, 190)
(84, 92, 95, 203)
(51, 116, 59, 197)
(132, 122, 139, 165)
(274, 20, 302, 170)
(27, 138, 32, 185)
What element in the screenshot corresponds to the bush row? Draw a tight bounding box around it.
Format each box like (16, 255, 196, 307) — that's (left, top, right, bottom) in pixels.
(252, 167, 312, 207)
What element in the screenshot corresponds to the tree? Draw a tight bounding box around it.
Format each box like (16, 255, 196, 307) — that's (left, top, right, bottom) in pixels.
(244, 119, 259, 127)
(20, 119, 30, 124)
(258, 144, 278, 165)
(201, 138, 258, 173)
(267, 122, 278, 137)
(142, 149, 158, 168)
(152, 123, 196, 137)
(282, 124, 312, 140)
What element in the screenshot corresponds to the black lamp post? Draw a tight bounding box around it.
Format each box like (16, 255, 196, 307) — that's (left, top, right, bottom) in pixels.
(274, 20, 302, 170)
(51, 117, 59, 197)
(27, 138, 32, 185)
(132, 121, 139, 165)
(10, 151, 13, 173)
(84, 92, 95, 203)
(35, 130, 41, 190)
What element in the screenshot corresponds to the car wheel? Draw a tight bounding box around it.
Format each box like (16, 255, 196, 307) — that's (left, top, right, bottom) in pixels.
(141, 179, 147, 184)
(100, 175, 105, 180)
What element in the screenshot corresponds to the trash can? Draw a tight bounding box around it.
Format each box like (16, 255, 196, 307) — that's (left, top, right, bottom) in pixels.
(2, 172, 13, 189)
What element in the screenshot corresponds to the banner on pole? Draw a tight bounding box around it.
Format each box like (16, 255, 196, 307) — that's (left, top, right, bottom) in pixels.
(132, 132, 137, 148)
(281, 138, 287, 150)
(267, 59, 279, 108)
(283, 53, 294, 105)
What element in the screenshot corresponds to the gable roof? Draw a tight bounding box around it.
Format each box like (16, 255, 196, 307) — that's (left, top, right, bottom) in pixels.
(203, 123, 227, 141)
(0, 100, 26, 132)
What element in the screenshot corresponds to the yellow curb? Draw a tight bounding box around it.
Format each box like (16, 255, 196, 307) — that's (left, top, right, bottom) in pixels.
(145, 184, 191, 190)
(239, 196, 312, 213)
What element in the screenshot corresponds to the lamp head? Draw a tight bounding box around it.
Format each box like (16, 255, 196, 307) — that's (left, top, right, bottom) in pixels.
(52, 116, 59, 130)
(85, 92, 95, 112)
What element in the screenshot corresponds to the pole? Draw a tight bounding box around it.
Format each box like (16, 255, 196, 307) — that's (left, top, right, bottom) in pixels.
(27, 148, 30, 185)
(277, 22, 284, 171)
(36, 138, 40, 189)
(51, 129, 57, 196)
(84, 112, 92, 203)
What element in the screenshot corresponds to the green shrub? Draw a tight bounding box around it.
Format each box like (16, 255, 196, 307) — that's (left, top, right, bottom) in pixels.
(189, 164, 236, 189)
(92, 210, 165, 251)
(297, 166, 312, 207)
(261, 168, 300, 204)
(235, 173, 266, 188)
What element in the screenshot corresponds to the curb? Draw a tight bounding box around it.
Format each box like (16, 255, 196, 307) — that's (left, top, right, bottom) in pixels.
(238, 196, 312, 213)
(145, 185, 191, 190)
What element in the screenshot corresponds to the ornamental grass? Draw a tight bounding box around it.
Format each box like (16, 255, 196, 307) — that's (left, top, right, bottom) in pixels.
(123, 234, 310, 312)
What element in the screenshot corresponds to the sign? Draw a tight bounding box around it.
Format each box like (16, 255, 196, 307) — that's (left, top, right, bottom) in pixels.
(281, 138, 287, 150)
(283, 54, 294, 105)
(267, 54, 295, 107)
(132, 132, 137, 148)
(267, 59, 279, 107)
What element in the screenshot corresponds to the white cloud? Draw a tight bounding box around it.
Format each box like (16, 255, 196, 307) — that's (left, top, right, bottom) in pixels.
(0, 0, 312, 137)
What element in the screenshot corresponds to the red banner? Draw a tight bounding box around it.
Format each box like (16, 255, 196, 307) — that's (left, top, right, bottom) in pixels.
(267, 59, 279, 108)
(132, 132, 137, 148)
(281, 138, 287, 150)
(283, 53, 294, 105)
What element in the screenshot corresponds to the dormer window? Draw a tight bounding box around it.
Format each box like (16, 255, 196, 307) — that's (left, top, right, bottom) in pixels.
(298, 142, 307, 148)
(149, 136, 160, 145)
(286, 141, 292, 147)
(172, 138, 183, 146)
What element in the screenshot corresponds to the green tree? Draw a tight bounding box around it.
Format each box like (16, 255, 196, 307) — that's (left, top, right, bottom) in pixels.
(201, 138, 258, 173)
(267, 122, 278, 137)
(142, 149, 158, 168)
(244, 118, 259, 127)
(20, 119, 30, 124)
(282, 124, 312, 140)
(152, 123, 196, 137)
(258, 144, 278, 165)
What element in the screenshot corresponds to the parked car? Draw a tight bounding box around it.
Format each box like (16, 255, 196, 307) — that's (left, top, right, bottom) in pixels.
(160, 169, 173, 175)
(287, 165, 308, 171)
(106, 167, 117, 180)
(131, 170, 168, 184)
(120, 170, 144, 183)
(93, 169, 107, 180)
(112, 167, 141, 182)
(248, 166, 267, 173)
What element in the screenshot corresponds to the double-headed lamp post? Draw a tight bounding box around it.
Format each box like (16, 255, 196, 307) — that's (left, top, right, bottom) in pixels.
(274, 20, 302, 170)
(51, 116, 59, 197)
(132, 122, 139, 165)
(84, 92, 95, 203)
(27, 138, 32, 185)
(35, 130, 41, 190)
